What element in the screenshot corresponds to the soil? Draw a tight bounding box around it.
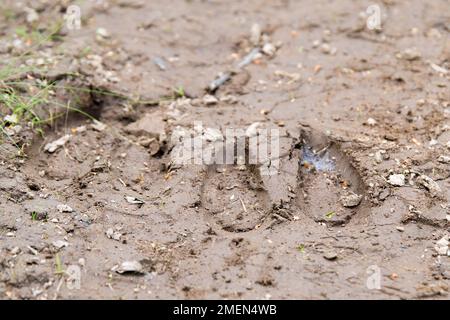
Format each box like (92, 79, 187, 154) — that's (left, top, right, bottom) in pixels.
(0, 0, 449, 299)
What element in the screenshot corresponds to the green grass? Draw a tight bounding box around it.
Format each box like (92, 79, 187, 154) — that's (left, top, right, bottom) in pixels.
(0, 20, 177, 155)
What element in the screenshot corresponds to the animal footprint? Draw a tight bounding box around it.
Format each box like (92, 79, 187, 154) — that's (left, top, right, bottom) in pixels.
(295, 128, 367, 225)
(201, 164, 270, 233)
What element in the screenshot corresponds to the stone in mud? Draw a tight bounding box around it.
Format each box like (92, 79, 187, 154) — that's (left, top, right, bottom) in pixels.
(106, 228, 122, 241)
(262, 43, 276, 56)
(434, 236, 449, 256)
(416, 174, 442, 197)
(340, 193, 363, 208)
(44, 135, 71, 153)
(125, 196, 145, 205)
(202, 94, 218, 105)
(52, 240, 69, 250)
(91, 120, 107, 132)
(438, 155, 450, 164)
(397, 48, 421, 61)
(57, 204, 73, 213)
(125, 112, 166, 141)
(116, 260, 144, 274)
(388, 174, 405, 187)
(323, 250, 338, 260)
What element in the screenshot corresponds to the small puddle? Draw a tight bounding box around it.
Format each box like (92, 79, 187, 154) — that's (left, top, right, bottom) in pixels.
(300, 145, 336, 172)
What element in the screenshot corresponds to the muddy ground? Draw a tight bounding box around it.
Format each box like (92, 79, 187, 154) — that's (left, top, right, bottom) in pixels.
(0, 0, 449, 299)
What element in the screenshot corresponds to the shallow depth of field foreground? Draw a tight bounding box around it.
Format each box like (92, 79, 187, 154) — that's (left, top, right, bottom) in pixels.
(0, 0, 449, 299)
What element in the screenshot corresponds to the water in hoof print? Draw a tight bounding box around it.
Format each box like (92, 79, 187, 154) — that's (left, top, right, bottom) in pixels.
(301, 145, 336, 172)
(297, 131, 366, 226)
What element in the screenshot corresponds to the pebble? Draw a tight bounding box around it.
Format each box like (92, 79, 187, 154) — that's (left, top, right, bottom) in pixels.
(367, 118, 377, 126)
(323, 250, 338, 260)
(434, 236, 449, 256)
(125, 196, 145, 205)
(438, 155, 450, 164)
(106, 228, 122, 241)
(262, 43, 276, 56)
(388, 174, 405, 187)
(25, 7, 39, 23)
(91, 120, 107, 132)
(4, 114, 18, 124)
(52, 240, 69, 249)
(116, 260, 144, 274)
(44, 135, 71, 153)
(397, 48, 421, 61)
(57, 204, 74, 213)
(416, 174, 442, 197)
(340, 193, 363, 207)
(203, 94, 218, 105)
(10, 247, 21, 255)
(374, 150, 384, 163)
(96, 27, 110, 39)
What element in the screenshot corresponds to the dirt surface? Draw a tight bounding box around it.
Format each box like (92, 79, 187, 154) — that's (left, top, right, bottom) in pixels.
(1, 0, 450, 299)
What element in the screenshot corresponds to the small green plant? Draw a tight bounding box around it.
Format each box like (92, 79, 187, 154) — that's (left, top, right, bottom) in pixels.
(172, 86, 185, 98)
(30, 210, 47, 221)
(325, 211, 335, 219)
(30, 211, 38, 221)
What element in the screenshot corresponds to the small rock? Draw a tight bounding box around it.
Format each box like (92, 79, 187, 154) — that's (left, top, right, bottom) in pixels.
(203, 127, 223, 142)
(262, 43, 276, 56)
(340, 193, 363, 207)
(397, 48, 421, 61)
(44, 135, 71, 153)
(416, 174, 442, 197)
(57, 204, 73, 213)
(25, 7, 39, 23)
(78, 258, 86, 267)
(323, 250, 338, 260)
(4, 125, 22, 136)
(116, 260, 144, 274)
(52, 240, 69, 249)
(91, 120, 107, 132)
(388, 174, 405, 187)
(245, 122, 261, 137)
(219, 95, 238, 104)
(106, 228, 122, 241)
(430, 63, 449, 75)
(320, 43, 331, 54)
(367, 118, 377, 126)
(4, 114, 18, 124)
(396, 226, 405, 232)
(125, 196, 145, 205)
(96, 27, 110, 39)
(378, 188, 390, 201)
(10, 247, 21, 255)
(438, 155, 450, 164)
(434, 236, 449, 256)
(72, 125, 87, 134)
(202, 94, 218, 105)
(374, 150, 384, 163)
(125, 112, 165, 140)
